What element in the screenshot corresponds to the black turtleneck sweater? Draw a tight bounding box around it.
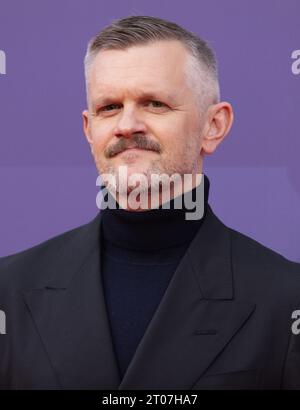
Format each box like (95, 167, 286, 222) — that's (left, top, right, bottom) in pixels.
(100, 174, 210, 378)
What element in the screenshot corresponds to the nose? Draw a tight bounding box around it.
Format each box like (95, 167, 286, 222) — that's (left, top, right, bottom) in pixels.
(113, 105, 147, 139)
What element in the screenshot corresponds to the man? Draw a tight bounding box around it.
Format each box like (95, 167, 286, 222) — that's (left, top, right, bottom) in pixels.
(0, 15, 300, 390)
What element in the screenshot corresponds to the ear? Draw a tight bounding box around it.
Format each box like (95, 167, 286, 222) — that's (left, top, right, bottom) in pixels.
(82, 109, 94, 146)
(201, 102, 234, 155)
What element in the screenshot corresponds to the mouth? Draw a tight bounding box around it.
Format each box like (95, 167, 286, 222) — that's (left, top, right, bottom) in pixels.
(118, 148, 155, 155)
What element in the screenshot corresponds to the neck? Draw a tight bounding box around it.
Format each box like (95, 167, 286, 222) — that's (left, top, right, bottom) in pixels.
(100, 174, 210, 251)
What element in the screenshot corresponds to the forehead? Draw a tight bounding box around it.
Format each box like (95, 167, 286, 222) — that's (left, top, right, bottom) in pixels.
(88, 40, 190, 99)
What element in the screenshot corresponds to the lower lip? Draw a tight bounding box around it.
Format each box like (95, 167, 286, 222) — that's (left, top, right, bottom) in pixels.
(119, 148, 153, 155)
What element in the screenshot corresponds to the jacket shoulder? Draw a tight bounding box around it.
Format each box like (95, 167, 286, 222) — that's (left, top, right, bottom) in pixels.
(229, 227, 298, 266)
(0, 214, 100, 290)
(229, 226, 300, 296)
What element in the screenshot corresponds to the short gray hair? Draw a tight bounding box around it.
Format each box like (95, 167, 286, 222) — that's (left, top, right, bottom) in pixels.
(84, 15, 220, 111)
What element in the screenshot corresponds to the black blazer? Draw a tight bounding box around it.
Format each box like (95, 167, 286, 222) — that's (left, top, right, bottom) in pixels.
(1, 204, 300, 390)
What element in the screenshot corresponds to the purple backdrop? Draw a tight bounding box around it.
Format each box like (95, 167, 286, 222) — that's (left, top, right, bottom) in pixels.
(0, 0, 299, 261)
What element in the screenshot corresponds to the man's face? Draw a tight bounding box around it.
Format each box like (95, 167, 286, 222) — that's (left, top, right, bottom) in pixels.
(83, 40, 206, 194)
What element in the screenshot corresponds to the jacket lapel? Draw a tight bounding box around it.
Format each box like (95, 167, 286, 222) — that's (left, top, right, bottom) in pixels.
(118, 205, 256, 389)
(23, 212, 121, 389)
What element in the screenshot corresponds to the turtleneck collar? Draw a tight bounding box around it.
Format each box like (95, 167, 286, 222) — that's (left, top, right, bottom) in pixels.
(100, 174, 210, 251)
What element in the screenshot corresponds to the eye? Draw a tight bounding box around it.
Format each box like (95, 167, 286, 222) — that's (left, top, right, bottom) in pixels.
(148, 100, 166, 108)
(100, 103, 121, 112)
(143, 100, 169, 112)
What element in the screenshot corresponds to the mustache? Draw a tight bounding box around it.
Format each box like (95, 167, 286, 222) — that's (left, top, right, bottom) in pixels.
(105, 134, 162, 158)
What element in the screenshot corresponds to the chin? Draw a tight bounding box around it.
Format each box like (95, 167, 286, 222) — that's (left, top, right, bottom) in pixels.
(118, 165, 147, 178)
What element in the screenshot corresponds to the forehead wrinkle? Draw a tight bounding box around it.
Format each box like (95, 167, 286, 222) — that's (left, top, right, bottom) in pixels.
(91, 87, 177, 106)
(87, 43, 192, 108)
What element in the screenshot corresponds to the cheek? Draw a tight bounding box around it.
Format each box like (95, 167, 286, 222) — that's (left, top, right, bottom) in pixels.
(153, 118, 186, 145)
(161, 117, 201, 159)
(90, 123, 111, 151)
(158, 121, 189, 151)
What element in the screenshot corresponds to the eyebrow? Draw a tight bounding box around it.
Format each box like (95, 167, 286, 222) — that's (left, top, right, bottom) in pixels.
(91, 91, 175, 109)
